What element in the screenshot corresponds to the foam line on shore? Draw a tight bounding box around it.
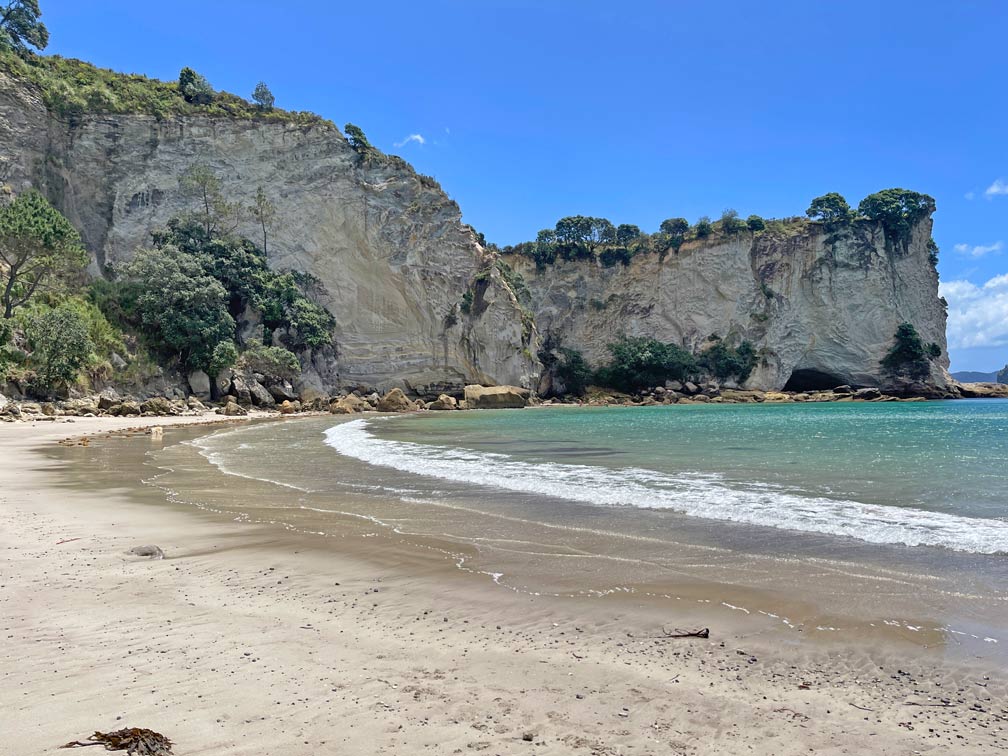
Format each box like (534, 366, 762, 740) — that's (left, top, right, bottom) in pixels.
(323, 419, 1008, 555)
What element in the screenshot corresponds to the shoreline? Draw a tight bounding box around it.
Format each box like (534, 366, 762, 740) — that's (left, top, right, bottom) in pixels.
(1, 416, 1006, 754)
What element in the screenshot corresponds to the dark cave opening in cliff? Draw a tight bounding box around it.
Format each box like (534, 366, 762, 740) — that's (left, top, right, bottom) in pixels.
(783, 369, 848, 392)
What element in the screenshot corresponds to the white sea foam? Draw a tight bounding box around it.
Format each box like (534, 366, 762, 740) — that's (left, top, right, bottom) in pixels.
(323, 419, 1008, 555)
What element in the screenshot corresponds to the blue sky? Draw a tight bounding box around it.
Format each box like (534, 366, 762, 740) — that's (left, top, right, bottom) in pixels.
(40, 0, 1008, 371)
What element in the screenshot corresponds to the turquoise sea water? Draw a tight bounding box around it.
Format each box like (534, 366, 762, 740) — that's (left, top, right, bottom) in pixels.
(164, 399, 1008, 654)
(327, 400, 1008, 554)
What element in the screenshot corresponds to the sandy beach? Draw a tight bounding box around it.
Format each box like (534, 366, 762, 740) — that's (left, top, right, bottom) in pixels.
(1, 415, 1006, 755)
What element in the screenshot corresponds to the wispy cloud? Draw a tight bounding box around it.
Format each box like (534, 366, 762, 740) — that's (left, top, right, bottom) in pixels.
(953, 241, 1004, 258)
(941, 273, 1008, 348)
(964, 191, 975, 201)
(394, 133, 425, 148)
(985, 178, 1008, 198)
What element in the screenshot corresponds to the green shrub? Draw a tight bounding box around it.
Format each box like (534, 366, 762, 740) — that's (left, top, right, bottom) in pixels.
(24, 304, 94, 393)
(746, 215, 766, 232)
(599, 246, 633, 267)
(154, 217, 334, 348)
(720, 209, 747, 235)
(121, 245, 235, 373)
(880, 322, 933, 380)
(0, 49, 331, 125)
(699, 340, 756, 382)
(556, 348, 591, 395)
(694, 216, 713, 239)
(208, 340, 238, 376)
(858, 189, 935, 251)
(344, 123, 372, 152)
(594, 337, 697, 392)
(237, 343, 300, 382)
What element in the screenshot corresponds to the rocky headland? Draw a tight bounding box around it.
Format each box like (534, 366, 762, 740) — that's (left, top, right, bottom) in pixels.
(0, 53, 977, 406)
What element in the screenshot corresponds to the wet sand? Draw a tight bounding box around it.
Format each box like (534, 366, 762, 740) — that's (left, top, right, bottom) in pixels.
(1, 415, 1006, 754)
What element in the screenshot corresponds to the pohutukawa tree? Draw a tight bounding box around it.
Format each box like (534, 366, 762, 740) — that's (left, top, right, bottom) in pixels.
(0, 1, 49, 55)
(806, 192, 852, 224)
(0, 189, 86, 319)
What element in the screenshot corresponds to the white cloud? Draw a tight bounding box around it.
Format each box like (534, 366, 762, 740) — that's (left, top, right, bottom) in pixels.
(940, 273, 1008, 348)
(953, 241, 1003, 258)
(393, 133, 425, 148)
(985, 178, 1008, 198)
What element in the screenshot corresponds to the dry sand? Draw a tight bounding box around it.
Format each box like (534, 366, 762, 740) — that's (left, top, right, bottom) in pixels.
(1, 414, 1006, 755)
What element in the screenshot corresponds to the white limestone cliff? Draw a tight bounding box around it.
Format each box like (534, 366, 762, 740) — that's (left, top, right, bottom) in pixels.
(507, 218, 950, 392)
(0, 66, 950, 396)
(0, 71, 539, 395)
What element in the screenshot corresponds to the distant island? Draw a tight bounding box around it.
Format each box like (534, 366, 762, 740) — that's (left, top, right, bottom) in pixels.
(952, 366, 1008, 384)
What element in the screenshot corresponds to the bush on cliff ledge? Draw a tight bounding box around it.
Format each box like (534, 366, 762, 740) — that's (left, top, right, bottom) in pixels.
(880, 322, 940, 381)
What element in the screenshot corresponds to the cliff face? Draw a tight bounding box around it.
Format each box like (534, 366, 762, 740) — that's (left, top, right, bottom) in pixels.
(0, 71, 540, 395)
(0, 67, 950, 397)
(507, 219, 950, 392)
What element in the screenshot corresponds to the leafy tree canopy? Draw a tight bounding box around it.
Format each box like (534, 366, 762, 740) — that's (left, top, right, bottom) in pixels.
(880, 322, 938, 381)
(251, 81, 274, 111)
(858, 189, 935, 249)
(24, 303, 93, 392)
(595, 337, 697, 393)
(615, 223, 642, 246)
(178, 66, 213, 105)
(0, 189, 86, 318)
(120, 245, 235, 373)
(806, 192, 852, 223)
(694, 216, 713, 238)
(659, 217, 690, 238)
(720, 208, 747, 235)
(344, 123, 372, 152)
(0, 0, 48, 55)
(699, 339, 757, 382)
(151, 217, 334, 349)
(555, 347, 591, 396)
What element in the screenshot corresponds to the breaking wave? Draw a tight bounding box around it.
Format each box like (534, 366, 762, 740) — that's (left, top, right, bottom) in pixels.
(323, 419, 1008, 555)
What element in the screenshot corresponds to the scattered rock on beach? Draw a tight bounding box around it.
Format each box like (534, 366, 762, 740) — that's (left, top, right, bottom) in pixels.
(428, 394, 458, 410)
(108, 400, 141, 417)
(463, 384, 529, 409)
(127, 545, 165, 559)
(376, 388, 412, 412)
(220, 401, 247, 417)
(140, 397, 175, 416)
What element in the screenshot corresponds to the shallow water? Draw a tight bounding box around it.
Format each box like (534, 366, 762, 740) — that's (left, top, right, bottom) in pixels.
(142, 401, 1008, 663)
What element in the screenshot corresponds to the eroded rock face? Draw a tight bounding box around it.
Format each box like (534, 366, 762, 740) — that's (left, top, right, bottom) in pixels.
(507, 220, 950, 392)
(0, 71, 540, 395)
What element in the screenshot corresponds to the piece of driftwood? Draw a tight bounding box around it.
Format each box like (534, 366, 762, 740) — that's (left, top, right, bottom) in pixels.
(60, 728, 173, 754)
(630, 627, 710, 640)
(663, 627, 709, 639)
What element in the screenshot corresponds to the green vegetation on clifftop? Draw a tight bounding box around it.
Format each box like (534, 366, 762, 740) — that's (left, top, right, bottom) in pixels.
(0, 49, 331, 125)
